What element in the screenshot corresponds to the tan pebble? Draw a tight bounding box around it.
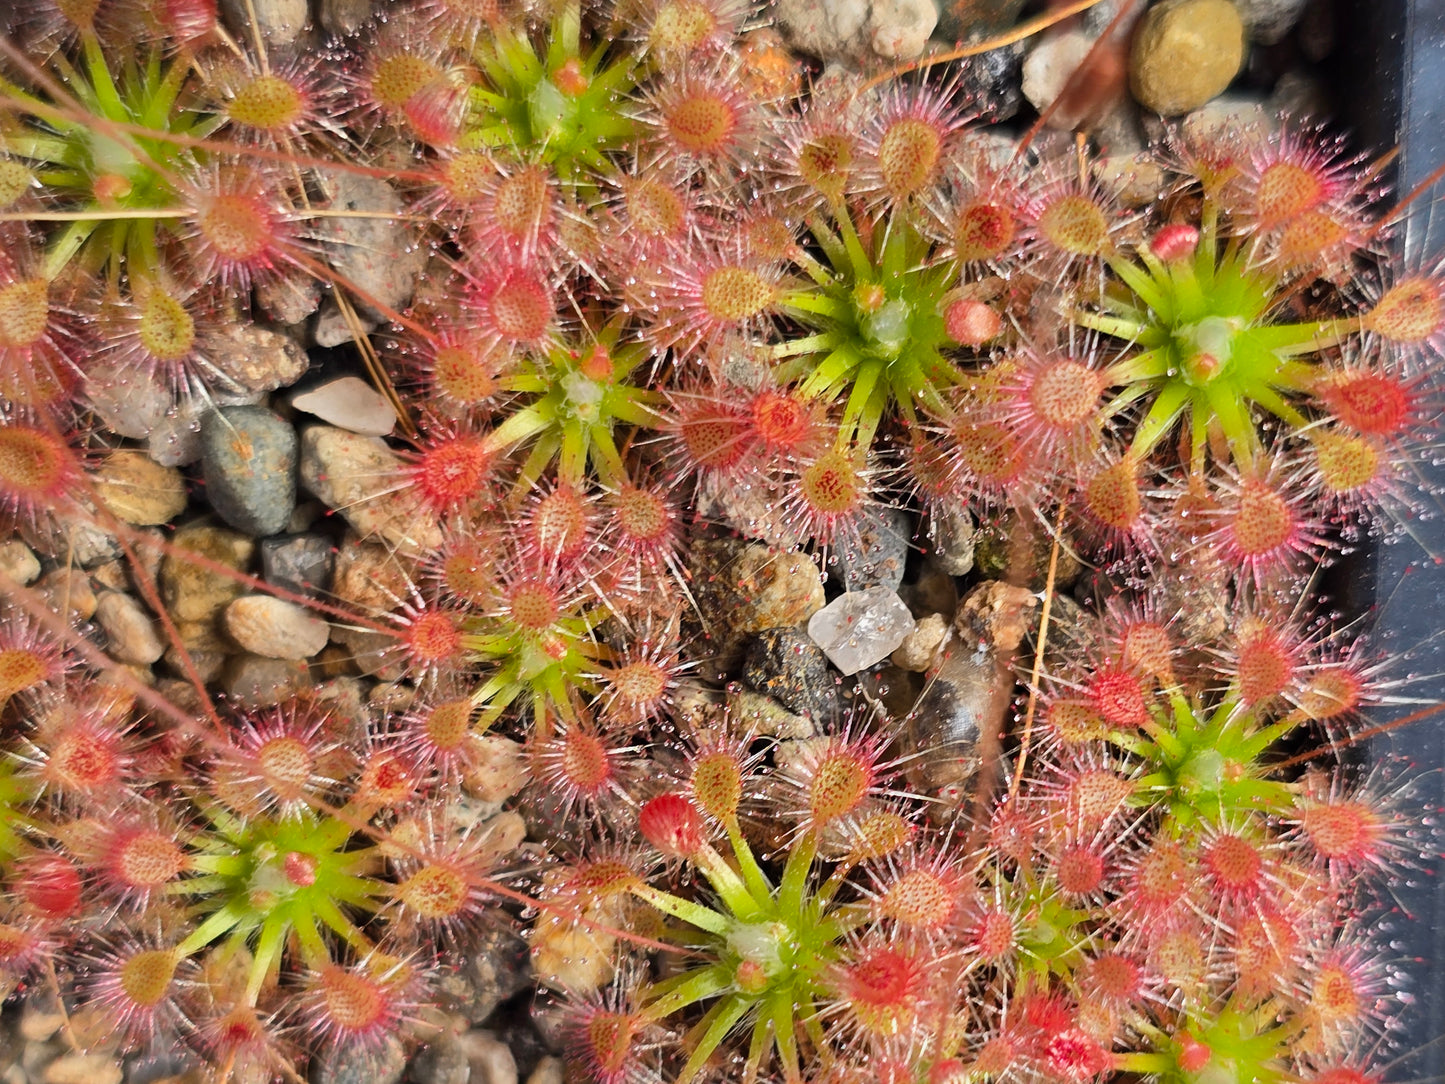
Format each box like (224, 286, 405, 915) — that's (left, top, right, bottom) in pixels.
(463, 736, 529, 804)
(892, 612, 949, 672)
(161, 524, 255, 624)
(1130, 0, 1246, 116)
(37, 567, 97, 621)
(43, 1053, 123, 1084)
(95, 590, 165, 664)
(91, 450, 188, 525)
(223, 595, 330, 659)
(0, 539, 40, 585)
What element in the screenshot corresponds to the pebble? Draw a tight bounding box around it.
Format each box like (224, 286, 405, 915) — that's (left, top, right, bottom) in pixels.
(834, 505, 910, 593)
(330, 625, 405, 680)
(36, 567, 97, 622)
(315, 1035, 407, 1084)
(462, 735, 530, 804)
(0, 540, 40, 586)
(926, 502, 975, 576)
(201, 406, 298, 537)
(314, 300, 378, 349)
(726, 684, 817, 739)
(331, 535, 411, 613)
(462, 1031, 518, 1084)
(261, 533, 335, 598)
(43, 1053, 123, 1084)
(937, 0, 1029, 40)
(21, 511, 119, 567)
(319, 0, 377, 34)
(223, 595, 331, 659)
(409, 1030, 470, 1084)
(95, 590, 165, 665)
(775, 0, 935, 65)
(455, 926, 534, 1024)
(148, 397, 207, 468)
(807, 587, 915, 676)
(902, 637, 995, 803)
(219, 0, 306, 44)
(19, 990, 64, 1042)
(221, 654, 314, 709)
(161, 524, 256, 624)
(730, 544, 827, 632)
(953, 40, 1026, 122)
(891, 611, 948, 671)
(84, 363, 170, 439)
(300, 426, 445, 556)
(694, 474, 802, 550)
(91, 451, 188, 526)
(314, 172, 427, 325)
(526, 1058, 564, 1084)
(1022, 29, 1096, 119)
(1129, 0, 1246, 116)
(742, 628, 842, 721)
(1236, 0, 1309, 42)
(203, 322, 310, 394)
(292, 376, 397, 437)
(255, 271, 322, 326)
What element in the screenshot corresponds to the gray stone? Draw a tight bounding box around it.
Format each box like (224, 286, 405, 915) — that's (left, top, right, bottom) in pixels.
(221, 654, 314, 709)
(460, 926, 534, 1024)
(95, 591, 165, 665)
(314, 172, 427, 325)
(953, 40, 1025, 122)
(316, 1036, 406, 1084)
(927, 501, 975, 576)
(902, 638, 993, 804)
(84, 362, 170, 439)
(260, 534, 334, 598)
(834, 505, 910, 593)
(806, 587, 915, 675)
(147, 398, 206, 468)
(1236, 0, 1308, 43)
(743, 628, 842, 721)
(202, 322, 309, 394)
(292, 376, 397, 437)
(200, 406, 298, 537)
(21, 510, 119, 567)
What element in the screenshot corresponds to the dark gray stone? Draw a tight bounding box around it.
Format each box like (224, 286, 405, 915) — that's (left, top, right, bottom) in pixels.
(201, 406, 298, 537)
(953, 40, 1026, 122)
(260, 533, 334, 598)
(742, 628, 842, 721)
